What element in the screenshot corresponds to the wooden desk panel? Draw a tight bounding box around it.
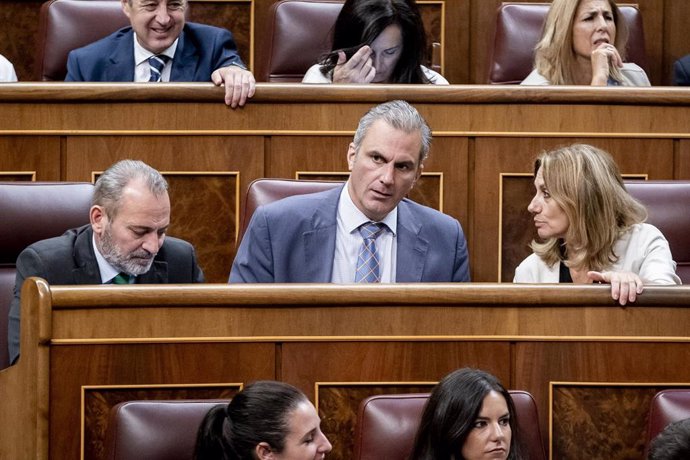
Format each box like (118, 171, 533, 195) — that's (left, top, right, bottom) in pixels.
(1, 280, 690, 459)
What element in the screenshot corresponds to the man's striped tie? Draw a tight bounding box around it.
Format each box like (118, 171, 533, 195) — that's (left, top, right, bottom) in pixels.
(148, 55, 170, 82)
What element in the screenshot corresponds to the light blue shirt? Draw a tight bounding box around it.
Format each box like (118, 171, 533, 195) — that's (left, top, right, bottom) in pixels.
(331, 183, 397, 283)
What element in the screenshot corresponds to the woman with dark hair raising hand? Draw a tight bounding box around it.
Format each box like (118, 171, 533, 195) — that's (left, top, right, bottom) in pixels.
(302, 0, 448, 84)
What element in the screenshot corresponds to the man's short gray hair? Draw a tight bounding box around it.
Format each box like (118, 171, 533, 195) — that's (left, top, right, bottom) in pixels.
(352, 100, 432, 162)
(93, 159, 168, 218)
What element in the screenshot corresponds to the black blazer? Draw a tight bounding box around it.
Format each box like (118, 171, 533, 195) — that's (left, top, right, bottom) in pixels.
(673, 54, 690, 86)
(8, 225, 204, 364)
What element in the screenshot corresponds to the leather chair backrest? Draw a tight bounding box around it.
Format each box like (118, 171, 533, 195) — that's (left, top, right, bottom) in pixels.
(259, 0, 344, 82)
(0, 182, 93, 369)
(645, 389, 690, 455)
(37, 0, 132, 81)
(104, 399, 228, 460)
(626, 181, 690, 283)
(353, 390, 546, 460)
(488, 2, 647, 84)
(238, 178, 343, 244)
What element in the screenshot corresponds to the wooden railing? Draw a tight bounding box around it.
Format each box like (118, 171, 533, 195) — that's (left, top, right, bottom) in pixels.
(1, 279, 689, 459)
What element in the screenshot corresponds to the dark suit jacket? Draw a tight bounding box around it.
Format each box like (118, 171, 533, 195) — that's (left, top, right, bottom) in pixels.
(65, 22, 244, 82)
(673, 54, 690, 86)
(8, 225, 204, 364)
(230, 185, 470, 283)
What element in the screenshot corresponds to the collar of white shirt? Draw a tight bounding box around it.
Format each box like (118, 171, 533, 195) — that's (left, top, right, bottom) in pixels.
(339, 182, 398, 235)
(133, 34, 179, 82)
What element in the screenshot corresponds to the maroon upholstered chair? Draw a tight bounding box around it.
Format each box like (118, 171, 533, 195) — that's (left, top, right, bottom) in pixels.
(238, 178, 343, 244)
(258, 0, 441, 82)
(36, 0, 131, 81)
(626, 181, 690, 284)
(353, 390, 546, 460)
(488, 2, 648, 84)
(103, 400, 228, 460)
(645, 389, 690, 455)
(258, 0, 344, 82)
(0, 182, 93, 368)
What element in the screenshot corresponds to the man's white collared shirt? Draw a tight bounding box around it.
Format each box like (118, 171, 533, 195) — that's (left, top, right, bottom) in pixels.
(331, 183, 397, 283)
(132, 35, 178, 82)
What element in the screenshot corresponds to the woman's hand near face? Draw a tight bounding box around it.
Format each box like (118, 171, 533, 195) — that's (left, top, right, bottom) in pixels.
(333, 46, 376, 83)
(588, 270, 643, 305)
(590, 43, 623, 85)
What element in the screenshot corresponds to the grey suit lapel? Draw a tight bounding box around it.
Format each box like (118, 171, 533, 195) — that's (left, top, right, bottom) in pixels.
(301, 186, 341, 282)
(395, 200, 429, 282)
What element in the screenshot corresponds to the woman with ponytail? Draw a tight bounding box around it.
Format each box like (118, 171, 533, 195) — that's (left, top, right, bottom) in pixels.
(194, 381, 332, 460)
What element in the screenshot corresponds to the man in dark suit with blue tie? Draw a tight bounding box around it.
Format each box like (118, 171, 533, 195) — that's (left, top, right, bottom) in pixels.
(230, 100, 471, 283)
(65, 0, 255, 108)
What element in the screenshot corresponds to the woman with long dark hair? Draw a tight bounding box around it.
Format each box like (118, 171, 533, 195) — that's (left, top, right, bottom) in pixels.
(302, 0, 447, 84)
(410, 368, 523, 460)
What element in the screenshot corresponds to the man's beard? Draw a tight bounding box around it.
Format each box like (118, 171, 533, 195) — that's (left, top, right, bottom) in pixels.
(98, 224, 156, 276)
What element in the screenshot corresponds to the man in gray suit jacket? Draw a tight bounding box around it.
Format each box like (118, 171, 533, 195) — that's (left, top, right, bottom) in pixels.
(8, 160, 204, 364)
(230, 100, 470, 283)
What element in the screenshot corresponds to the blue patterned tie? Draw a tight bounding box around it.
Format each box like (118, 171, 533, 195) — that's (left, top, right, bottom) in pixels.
(355, 222, 385, 283)
(148, 55, 170, 82)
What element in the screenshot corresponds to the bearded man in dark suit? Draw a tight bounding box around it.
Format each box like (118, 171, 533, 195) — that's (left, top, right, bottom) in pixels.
(8, 159, 204, 365)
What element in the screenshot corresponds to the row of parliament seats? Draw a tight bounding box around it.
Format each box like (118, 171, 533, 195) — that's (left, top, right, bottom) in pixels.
(101, 391, 545, 460)
(100, 388, 690, 460)
(35, 0, 647, 83)
(1, 179, 690, 368)
(1, 179, 689, 370)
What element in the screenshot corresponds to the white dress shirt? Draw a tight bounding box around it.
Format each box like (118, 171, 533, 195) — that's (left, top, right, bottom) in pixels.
(331, 183, 397, 283)
(132, 35, 178, 82)
(0, 54, 17, 82)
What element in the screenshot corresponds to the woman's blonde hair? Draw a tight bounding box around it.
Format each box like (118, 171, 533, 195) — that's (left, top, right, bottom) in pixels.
(531, 144, 647, 271)
(533, 0, 629, 85)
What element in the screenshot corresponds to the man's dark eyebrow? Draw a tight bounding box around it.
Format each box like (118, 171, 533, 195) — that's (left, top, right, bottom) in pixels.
(129, 225, 169, 232)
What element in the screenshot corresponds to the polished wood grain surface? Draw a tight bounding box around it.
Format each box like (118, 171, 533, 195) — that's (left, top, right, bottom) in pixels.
(1, 279, 690, 459)
(3, 82, 690, 103)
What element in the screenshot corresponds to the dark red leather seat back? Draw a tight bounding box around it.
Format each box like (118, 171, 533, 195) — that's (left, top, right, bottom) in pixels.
(104, 400, 228, 460)
(37, 0, 131, 81)
(0, 181, 93, 369)
(626, 181, 690, 283)
(259, 0, 344, 82)
(645, 389, 690, 455)
(354, 390, 546, 460)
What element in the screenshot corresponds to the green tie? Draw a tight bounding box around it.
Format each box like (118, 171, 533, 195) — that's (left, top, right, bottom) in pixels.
(112, 273, 131, 285)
